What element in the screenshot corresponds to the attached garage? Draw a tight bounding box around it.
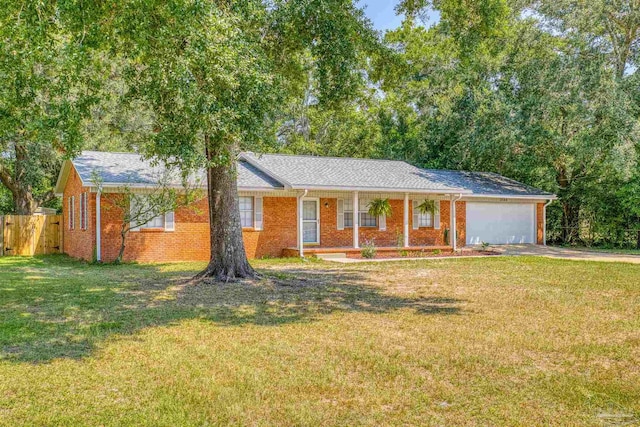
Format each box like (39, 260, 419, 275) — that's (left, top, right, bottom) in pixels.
(466, 202, 536, 245)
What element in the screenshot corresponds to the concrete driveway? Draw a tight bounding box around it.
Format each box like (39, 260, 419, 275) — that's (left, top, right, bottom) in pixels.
(494, 244, 640, 264)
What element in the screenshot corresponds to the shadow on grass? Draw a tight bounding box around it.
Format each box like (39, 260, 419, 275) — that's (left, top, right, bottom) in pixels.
(0, 255, 463, 363)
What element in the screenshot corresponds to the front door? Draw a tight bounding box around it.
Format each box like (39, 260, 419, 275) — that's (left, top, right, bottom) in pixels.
(302, 199, 320, 244)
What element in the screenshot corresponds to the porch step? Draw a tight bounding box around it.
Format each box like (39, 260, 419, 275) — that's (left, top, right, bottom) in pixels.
(316, 252, 348, 260)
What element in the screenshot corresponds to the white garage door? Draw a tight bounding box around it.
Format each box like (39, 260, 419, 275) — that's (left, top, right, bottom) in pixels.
(466, 202, 535, 245)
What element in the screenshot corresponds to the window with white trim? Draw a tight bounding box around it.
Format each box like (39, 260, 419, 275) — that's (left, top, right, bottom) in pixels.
(343, 198, 377, 228)
(413, 200, 435, 228)
(68, 196, 75, 230)
(80, 192, 88, 230)
(417, 210, 433, 227)
(239, 196, 254, 228)
(130, 195, 168, 230)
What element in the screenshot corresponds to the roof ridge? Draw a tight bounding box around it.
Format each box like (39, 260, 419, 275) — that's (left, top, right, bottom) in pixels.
(80, 150, 140, 156)
(242, 151, 412, 165)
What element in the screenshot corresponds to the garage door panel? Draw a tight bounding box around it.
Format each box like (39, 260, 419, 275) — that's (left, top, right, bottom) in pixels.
(466, 202, 535, 245)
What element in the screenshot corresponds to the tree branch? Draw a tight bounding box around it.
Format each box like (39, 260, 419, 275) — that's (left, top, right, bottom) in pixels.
(0, 163, 16, 194)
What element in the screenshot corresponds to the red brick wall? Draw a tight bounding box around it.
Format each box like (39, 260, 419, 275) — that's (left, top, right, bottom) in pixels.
(536, 202, 545, 244)
(243, 197, 297, 259)
(318, 198, 453, 248)
(99, 194, 211, 263)
(63, 167, 95, 260)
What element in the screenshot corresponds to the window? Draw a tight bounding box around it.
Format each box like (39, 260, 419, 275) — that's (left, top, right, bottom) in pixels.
(239, 196, 254, 228)
(80, 192, 88, 230)
(413, 200, 436, 229)
(343, 198, 378, 228)
(68, 196, 75, 230)
(130, 195, 171, 230)
(142, 214, 165, 229)
(417, 210, 433, 227)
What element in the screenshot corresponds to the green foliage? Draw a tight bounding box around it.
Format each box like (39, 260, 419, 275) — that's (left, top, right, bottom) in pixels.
(367, 198, 393, 218)
(361, 239, 377, 259)
(416, 200, 436, 215)
(0, 2, 102, 213)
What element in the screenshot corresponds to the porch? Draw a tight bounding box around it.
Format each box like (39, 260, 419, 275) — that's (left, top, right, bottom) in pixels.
(293, 191, 463, 258)
(282, 245, 453, 258)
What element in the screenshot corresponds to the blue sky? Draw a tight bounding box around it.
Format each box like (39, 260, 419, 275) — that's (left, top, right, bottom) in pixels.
(357, 0, 404, 31)
(358, 1, 440, 32)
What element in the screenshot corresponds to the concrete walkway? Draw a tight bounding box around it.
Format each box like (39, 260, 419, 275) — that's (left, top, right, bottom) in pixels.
(494, 244, 640, 264)
(319, 245, 640, 264)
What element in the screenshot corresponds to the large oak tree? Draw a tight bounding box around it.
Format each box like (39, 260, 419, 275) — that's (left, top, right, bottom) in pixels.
(95, 0, 384, 280)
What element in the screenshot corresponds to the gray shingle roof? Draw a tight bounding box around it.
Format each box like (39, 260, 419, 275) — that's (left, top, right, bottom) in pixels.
(240, 152, 468, 193)
(70, 151, 282, 190)
(419, 170, 554, 197)
(63, 151, 553, 198)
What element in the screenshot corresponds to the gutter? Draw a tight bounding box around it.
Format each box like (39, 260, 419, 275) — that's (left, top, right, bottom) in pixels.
(96, 189, 102, 262)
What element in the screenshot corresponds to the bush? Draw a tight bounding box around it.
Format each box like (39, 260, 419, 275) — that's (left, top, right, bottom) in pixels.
(361, 239, 377, 259)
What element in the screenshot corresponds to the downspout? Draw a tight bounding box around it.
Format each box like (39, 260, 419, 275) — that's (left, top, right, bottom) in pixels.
(543, 199, 553, 246)
(96, 190, 102, 262)
(451, 193, 463, 251)
(298, 189, 308, 257)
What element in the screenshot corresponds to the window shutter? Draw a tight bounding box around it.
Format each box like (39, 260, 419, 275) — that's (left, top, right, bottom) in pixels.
(337, 199, 344, 230)
(83, 193, 88, 230)
(130, 196, 140, 232)
(412, 200, 419, 230)
(434, 200, 441, 229)
(71, 196, 75, 230)
(254, 196, 263, 230)
(164, 211, 175, 231)
(68, 197, 73, 230)
(379, 215, 386, 231)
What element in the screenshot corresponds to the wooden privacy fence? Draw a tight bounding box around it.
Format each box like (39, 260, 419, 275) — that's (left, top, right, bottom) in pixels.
(0, 215, 63, 256)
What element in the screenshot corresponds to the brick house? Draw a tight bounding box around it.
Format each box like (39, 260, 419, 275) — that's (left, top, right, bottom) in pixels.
(54, 151, 556, 262)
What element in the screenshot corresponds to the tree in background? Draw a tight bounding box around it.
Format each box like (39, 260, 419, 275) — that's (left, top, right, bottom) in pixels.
(0, 2, 98, 214)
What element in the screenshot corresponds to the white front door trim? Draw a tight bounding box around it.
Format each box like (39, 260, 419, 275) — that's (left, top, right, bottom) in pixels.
(302, 197, 320, 245)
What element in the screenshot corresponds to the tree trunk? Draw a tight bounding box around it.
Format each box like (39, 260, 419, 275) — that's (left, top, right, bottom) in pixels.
(196, 142, 255, 281)
(13, 187, 37, 215)
(561, 198, 580, 244)
(116, 228, 127, 264)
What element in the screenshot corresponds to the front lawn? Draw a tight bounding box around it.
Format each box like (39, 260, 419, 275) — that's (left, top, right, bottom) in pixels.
(0, 255, 639, 426)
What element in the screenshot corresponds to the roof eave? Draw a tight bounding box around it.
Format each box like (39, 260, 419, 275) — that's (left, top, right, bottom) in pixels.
(465, 193, 557, 200)
(288, 184, 472, 194)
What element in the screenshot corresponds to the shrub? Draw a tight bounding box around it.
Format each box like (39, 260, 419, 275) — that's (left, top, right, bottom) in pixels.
(432, 249, 441, 255)
(361, 239, 377, 259)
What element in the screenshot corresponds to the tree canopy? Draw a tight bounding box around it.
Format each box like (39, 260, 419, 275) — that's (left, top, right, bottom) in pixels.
(1, 0, 638, 252)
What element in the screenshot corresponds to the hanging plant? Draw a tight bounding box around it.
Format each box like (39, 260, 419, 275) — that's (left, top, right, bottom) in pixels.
(417, 199, 436, 215)
(367, 198, 392, 217)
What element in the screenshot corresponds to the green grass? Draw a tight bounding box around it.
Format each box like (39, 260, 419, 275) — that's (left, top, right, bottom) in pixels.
(1, 255, 639, 426)
(558, 245, 640, 256)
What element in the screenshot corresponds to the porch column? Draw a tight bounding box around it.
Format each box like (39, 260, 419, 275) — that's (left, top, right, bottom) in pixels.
(353, 191, 359, 248)
(298, 193, 305, 257)
(451, 195, 457, 251)
(403, 193, 409, 247)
